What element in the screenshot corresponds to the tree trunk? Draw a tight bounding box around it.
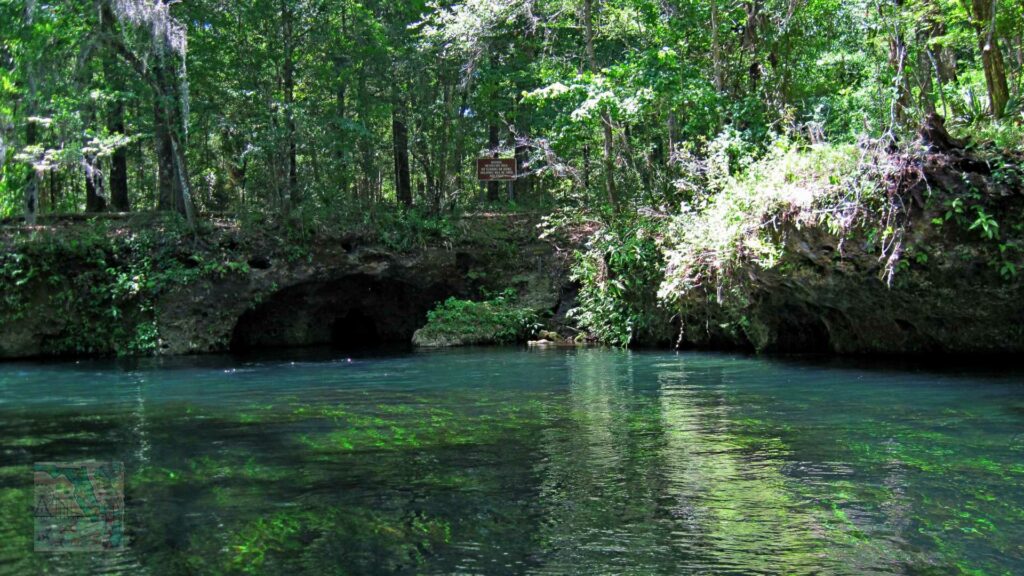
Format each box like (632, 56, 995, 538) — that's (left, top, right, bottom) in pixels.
(666, 112, 678, 168)
(437, 77, 453, 208)
(487, 124, 501, 202)
(920, 0, 959, 85)
(154, 97, 174, 211)
(84, 100, 106, 214)
(392, 104, 412, 207)
(886, 0, 913, 127)
(582, 143, 591, 191)
(1015, 33, 1023, 96)
(153, 52, 196, 225)
(85, 166, 107, 212)
(970, 0, 1011, 117)
(169, 132, 196, 224)
(335, 74, 349, 195)
(584, 0, 617, 210)
(599, 115, 617, 209)
(101, 5, 129, 212)
(513, 126, 530, 201)
(83, 104, 106, 213)
(102, 0, 192, 222)
(48, 171, 58, 212)
(917, 2, 942, 114)
(710, 0, 724, 92)
(23, 7, 38, 224)
(356, 73, 373, 201)
(513, 40, 535, 202)
(744, 1, 763, 86)
(282, 0, 299, 207)
(452, 90, 469, 195)
(25, 116, 38, 224)
(108, 97, 130, 211)
(335, 2, 349, 179)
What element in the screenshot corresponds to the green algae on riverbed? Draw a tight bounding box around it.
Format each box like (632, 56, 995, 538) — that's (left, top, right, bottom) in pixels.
(0, 349, 1022, 575)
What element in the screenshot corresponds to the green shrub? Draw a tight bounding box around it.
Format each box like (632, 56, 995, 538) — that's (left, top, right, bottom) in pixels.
(659, 139, 868, 305)
(414, 290, 541, 347)
(242, 201, 460, 252)
(569, 219, 670, 347)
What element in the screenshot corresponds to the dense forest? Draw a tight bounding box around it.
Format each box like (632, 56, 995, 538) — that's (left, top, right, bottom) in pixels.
(1, 0, 1023, 350)
(4, 6, 1024, 572)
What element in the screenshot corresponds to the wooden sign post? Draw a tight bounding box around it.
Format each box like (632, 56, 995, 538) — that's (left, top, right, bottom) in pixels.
(477, 158, 517, 201)
(477, 158, 517, 181)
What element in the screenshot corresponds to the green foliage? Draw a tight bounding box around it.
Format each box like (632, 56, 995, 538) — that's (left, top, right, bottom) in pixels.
(0, 217, 250, 356)
(954, 119, 1024, 155)
(937, 183, 1024, 278)
(968, 207, 999, 241)
(366, 208, 459, 251)
(0, 0, 1020, 227)
(1, 0, 1023, 357)
(4, 0, 1021, 220)
(417, 289, 541, 346)
(241, 202, 460, 253)
(569, 219, 670, 348)
(565, 133, 1024, 347)
(660, 139, 867, 306)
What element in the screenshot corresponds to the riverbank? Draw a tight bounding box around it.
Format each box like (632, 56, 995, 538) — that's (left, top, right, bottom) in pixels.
(562, 139, 1024, 354)
(0, 212, 569, 359)
(2, 144, 1023, 359)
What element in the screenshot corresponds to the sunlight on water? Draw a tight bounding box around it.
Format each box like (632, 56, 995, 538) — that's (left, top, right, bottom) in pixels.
(0, 349, 1022, 575)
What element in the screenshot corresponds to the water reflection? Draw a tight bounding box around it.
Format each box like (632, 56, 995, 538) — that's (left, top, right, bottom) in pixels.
(0, 349, 1021, 575)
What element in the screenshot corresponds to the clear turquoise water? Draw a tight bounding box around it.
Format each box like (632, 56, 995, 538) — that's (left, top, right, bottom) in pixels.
(0, 348, 1022, 575)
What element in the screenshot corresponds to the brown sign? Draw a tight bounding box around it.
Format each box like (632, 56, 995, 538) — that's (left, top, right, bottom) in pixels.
(477, 158, 517, 181)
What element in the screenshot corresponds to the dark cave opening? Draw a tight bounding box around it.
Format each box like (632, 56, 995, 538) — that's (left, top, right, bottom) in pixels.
(229, 274, 459, 352)
(770, 308, 833, 353)
(330, 309, 382, 349)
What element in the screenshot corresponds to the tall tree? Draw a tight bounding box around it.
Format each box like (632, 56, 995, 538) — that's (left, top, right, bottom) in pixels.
(100, 5, 129, 212)
(583, 0, 617, 211)
(393, 99, 412, 207)
(21, 1, 39, 224)
(968, 0, 1011, 117)
(102, 0, 196, 223)
(281, 0, 299, 209)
